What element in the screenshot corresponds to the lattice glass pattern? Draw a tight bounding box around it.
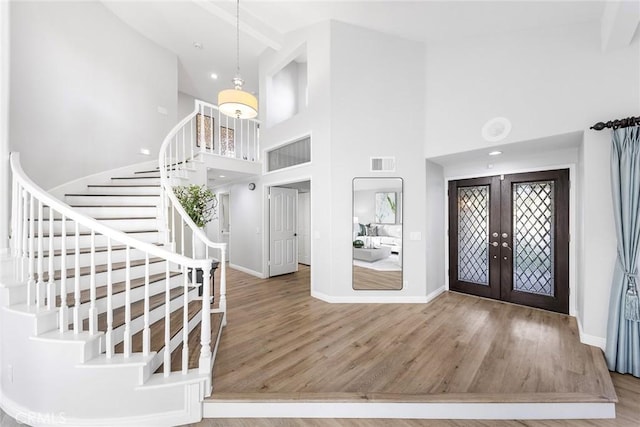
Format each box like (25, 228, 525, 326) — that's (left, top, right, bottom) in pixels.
(457, 186, 489, 285)
(513, 181, 555, 296)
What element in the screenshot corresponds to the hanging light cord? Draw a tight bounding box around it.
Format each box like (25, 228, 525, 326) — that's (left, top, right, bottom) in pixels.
(236, 0, 240, 78)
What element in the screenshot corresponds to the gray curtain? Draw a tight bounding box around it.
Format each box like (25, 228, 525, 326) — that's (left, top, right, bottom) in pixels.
(605, 125, 640, 377)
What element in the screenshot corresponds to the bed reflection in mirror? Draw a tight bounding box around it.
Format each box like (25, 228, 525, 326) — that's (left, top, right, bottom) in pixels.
(352, 177, 403, 290)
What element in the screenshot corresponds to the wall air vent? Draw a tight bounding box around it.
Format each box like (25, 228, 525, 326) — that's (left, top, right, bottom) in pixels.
(370, 157, 396, 172)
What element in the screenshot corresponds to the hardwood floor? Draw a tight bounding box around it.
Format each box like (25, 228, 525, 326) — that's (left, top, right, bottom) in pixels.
(206, 265, 614, 402)
(353, 265, 402, 290)
(181, 266, 638, 426)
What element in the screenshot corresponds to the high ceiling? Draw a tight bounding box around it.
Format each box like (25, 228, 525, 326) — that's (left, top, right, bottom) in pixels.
(103, 1, 606, 102)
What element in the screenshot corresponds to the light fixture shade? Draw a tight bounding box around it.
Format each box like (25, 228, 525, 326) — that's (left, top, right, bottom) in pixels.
(218, 89, 258, 119)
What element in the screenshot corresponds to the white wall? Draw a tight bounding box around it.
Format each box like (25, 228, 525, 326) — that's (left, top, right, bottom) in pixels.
(178, 91, 197, 121)
(424, 20, 639, 342)
(425, 160, 445, 296)
(328, 22, 427, 300)
(0, 0, 10, 254)
(9, 2, 177, 189)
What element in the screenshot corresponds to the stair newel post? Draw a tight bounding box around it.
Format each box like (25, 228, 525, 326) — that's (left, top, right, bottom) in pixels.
(73, 222, 81, 333)
(124, 245, 132, 357)
(59, 215, 68, 332)
(181, 264, 189, 374)
(89, 231, 97, 334)
(198, 263, 212, 374)
(36, 200, 44, 308)
(142, 252, 150, 357)
(21, 189, 28, 282)
(163, 262, 171, 377)
(220, 246, 227, 318)
(106, 238, 113, 358)
(47, 206, 55, 310)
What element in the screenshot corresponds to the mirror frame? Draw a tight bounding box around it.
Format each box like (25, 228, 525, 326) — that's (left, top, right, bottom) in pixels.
(351, 177, 404, 291)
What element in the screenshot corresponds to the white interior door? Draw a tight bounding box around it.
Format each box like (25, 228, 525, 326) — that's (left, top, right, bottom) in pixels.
(269, 187, 298, 276)
(297, 192, 311, 265)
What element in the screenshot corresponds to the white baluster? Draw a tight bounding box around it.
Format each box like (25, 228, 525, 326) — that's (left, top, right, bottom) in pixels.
(36, 201, 44, 308)
(26, 193, 34, 306)
(190, 117, 194, 162)
(182, 265, 189, 374)
(89, 231, 97, 334)
(181, 217, 185, 257)
(182, 127, 186, 175)
(209, 106, 214, 155)
(143, 253, 150, 357)
(47, 206, 55, 310)
(256, 123, 260, 161)
(59, 215, 68, 332)
(73, 222, 81, 334)
(199, 264, 212, 374)
(164, 263, 171, 377)
(106, 239, 113, 358)
(191, 230, 195, 259)
(171, 205, 176, 252)
(200, 103, 206, 155)
(124, 245, 131, 357)
(11, 176, 17, 256)
(21, 189, 28, 282)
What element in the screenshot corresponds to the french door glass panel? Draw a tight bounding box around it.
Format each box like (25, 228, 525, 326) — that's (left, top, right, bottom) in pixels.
(457, 186, 489, 285)
(512, 181, 555, 297)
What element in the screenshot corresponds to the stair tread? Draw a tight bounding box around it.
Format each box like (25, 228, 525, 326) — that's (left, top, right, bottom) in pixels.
(112, 176, 161, 180)
(65, 193, 160, 197)
(33, 217, 157, 221)
(39, 257, 165, 282)
(57, 271, 182, 307)
(44, 242, 163, 257)
(87, 184, 161, 188)
(34, 229, 158, 238)
(114, 300, 202, 355)
(83, 286, 188, 331)
(70, 205, 157, 208)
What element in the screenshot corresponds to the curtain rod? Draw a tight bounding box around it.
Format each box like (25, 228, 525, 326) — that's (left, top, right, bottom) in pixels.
(590, 116, 640, 131)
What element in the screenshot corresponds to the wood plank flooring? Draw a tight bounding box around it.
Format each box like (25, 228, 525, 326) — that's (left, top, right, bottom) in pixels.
(194, 373, 640, 426)
(206, 265, 615, 403)
(352, 265, 402, 290)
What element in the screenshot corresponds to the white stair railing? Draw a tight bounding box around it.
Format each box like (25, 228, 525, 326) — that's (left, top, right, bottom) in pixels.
(158, 100, 260, 323)
(9, 152, 214, 379)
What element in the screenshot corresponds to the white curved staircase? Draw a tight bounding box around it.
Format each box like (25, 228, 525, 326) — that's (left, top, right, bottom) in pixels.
(1, 100, 258, 425)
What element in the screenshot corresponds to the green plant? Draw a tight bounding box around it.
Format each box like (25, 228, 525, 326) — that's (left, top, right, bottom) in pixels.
(174, 185, 217, 228)
(353, 240, 365, 248)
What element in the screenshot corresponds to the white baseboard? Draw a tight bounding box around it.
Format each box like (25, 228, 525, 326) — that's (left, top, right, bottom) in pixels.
(203, 401, 614, 420)
(229, 263, 265, 279)
(310, 286, 446, 304)
(577, 314, 606, 350)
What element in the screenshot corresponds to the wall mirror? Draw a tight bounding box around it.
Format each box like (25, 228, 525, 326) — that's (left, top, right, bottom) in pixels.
(352, 177, 403, 290)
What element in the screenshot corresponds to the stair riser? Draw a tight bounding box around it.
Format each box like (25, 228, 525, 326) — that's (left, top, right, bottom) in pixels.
(109, 288, 198, 349)
(59, 206, 160, 218)
(32, 218, 160, 234)
(42, 261, 168, 292)
(86, 186, 161, 196)
(70, 275, 185, 320)
(42, 249, 156, 270)
(40, 232, 161, 250)
(110, 177, 161, 185)
(65, 195, 160, 206)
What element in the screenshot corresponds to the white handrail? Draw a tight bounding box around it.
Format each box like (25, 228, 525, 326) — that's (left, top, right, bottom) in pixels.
(10, 153, 209, 271)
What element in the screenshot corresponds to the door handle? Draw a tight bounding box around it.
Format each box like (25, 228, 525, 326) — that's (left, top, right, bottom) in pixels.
(502, 242, 512, 250)
(488, 241, 499, 247)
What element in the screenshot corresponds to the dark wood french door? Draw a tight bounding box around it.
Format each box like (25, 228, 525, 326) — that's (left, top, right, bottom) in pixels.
(448, 169, 569, 314)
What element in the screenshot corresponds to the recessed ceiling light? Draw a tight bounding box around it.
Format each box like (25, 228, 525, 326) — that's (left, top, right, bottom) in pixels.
(481, 117, 512, 142)
(193, 42, 203, 49)
(488, 151, 502, 156)
(219, 175, 226, 178)
(210, 73, 218, 80)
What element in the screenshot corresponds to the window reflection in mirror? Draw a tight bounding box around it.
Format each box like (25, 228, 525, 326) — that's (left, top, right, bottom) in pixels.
(352, 177, 403, 290)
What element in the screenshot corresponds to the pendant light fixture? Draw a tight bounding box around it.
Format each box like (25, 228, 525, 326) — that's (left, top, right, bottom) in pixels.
(218, 0, 258, 119)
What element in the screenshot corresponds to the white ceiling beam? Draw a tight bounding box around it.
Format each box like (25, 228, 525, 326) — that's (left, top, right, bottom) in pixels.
(601, 0, 640, 52)
(193, 0, 283, 51)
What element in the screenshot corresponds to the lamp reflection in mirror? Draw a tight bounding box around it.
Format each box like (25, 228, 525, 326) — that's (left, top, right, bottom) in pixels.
(352, 177, 403, 290)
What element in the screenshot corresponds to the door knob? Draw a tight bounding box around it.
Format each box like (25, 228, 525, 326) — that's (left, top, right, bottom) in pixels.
(490, 241, 499, 247)
(502, 232, 509, 238)
(502, 242, 512, 250)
